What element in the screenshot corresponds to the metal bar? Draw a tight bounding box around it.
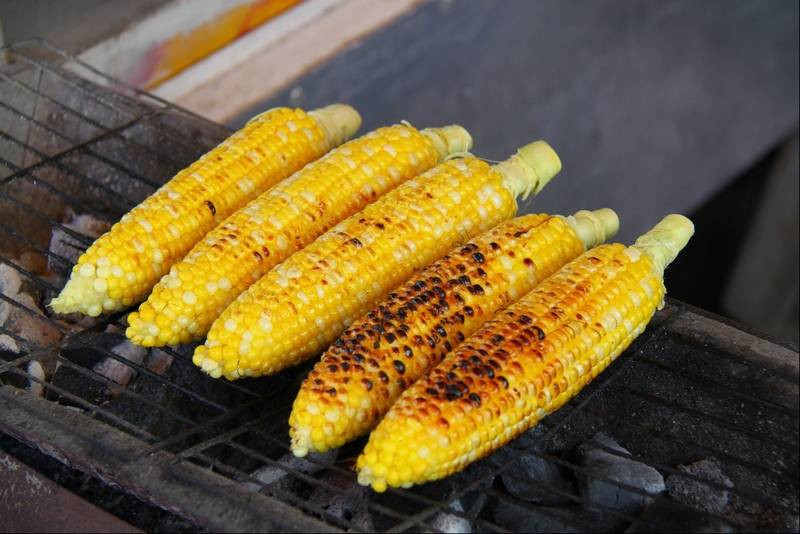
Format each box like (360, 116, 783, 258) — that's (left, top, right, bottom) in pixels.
(0, 220, 74, 268)
(0, 288, 70, 336)
(135, 396, 279, 458)
(540, 427, 795, 515)
(61, 334, 233, 414)
(0, 99, 165, 190)
(2, 368, 155, 441)
(0, 70, 188, 170)
(9, 50, 215, 155)
(582, 405, 793, 481)
(635, 353, 798, 415)
(621, 385, 798, 451)
(206, 441, 425, 531)
(183, 452, 352, 531)
(0, 386, 333, 532)
(0, 255, 62, 293)
(0, 128, 139, 214)
(48, 357, 200, 428)
(0, 190, 93, 245)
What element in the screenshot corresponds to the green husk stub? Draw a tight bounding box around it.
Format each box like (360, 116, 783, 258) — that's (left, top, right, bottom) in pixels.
(494, 140, 562, 200)
(421, 125, 473, 159)
(632, 214, 695, 273)
(563, 208, 620, 250)
(308, 104, 362, 147)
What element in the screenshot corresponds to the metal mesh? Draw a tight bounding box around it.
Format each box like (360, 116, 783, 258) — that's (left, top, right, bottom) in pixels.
(1, 40, 797, 532)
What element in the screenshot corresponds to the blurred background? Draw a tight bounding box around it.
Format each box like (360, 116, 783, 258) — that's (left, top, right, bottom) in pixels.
(1, 0, 798, 344)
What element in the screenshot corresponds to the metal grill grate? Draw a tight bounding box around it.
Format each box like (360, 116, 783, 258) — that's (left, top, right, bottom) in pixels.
(1, 40, 797, 532)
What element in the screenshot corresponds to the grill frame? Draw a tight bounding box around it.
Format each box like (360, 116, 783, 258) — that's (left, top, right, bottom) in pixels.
(1, 39, 797, 532)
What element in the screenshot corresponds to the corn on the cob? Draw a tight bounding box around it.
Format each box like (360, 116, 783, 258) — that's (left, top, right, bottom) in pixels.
(126, 124, 473, 346)
(193, 140, 562, 380)
(356, 214, 694, 492)
(50, 104, 361, 317)
(289, 208, 620, 456)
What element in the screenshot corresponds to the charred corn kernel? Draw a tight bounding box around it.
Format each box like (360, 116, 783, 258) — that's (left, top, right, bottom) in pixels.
(126, 124, 473, 346)
(50, 105, 361, 316)
(193, 140, 562, 380)
(289, 209, 619, 455)
(357, 214, 694, 491)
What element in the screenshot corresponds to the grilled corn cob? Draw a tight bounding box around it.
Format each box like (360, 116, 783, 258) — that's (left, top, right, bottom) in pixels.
(126, 124, 473, 346)
(193, 140, 562, 380)
(290, 208, 620, 456)
(356, 214, 694, 491)
(50, 104, 361, 316)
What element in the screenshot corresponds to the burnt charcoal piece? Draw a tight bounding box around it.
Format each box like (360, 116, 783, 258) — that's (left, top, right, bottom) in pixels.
(666, 458, 734, 514)
(577, 433, 665, 513)
(626, 497, 736, 533)
(244, 449, 339, 489)
(500, 452, 573, 505)
(306, 470, 373, 531)
(429, 499, 471, 533)
(493, 500, 583, 533)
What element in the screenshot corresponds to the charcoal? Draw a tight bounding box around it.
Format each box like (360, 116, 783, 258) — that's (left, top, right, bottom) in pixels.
(370, 476, 458, 531)
(93, 339, 147, 387)
(666, 458, 734, 514)
(47, 212, 110, 273)
(577, 433, 665, 513)
(48, 359, 114, 407)
(430, 499, 471, 533)
(626, 497, 736, 533)
(306, 470, 373, 531)
(450, 459, 497, 520)
(500, 452, 572, 505)
(146, 348, 174, 375)
(493, 500, 583, 532)
(0, 263, 61, 349)
(0, 334, 20, 355)
(26, 360, 45, 397)
(246, 450, 339, 488)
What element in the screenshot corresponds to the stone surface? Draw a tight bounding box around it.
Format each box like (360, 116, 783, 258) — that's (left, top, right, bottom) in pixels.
(577, 433, 665, 513)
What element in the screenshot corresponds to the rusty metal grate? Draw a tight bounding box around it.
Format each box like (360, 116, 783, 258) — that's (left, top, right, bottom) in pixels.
(1, 40, 798, 532)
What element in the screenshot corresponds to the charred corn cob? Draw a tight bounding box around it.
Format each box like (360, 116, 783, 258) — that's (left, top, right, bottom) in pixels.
(50, 105, 361, 316)
(290, 208, 620, 456)
(193, 140, 562, 380)
(126, 124, 473, 346)
(357, 214, 694, 491)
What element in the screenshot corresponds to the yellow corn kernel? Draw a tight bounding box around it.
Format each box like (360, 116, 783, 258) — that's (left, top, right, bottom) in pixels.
(126, 124, 472, 346)
(193, 140, 563, 380)
(289, 209, 619, 456)
(50, 104, 361, 317)
(356, 214, 694, 491)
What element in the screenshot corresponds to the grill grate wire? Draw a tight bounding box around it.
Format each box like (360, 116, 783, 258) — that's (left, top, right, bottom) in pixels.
(0, 39, 797, 532)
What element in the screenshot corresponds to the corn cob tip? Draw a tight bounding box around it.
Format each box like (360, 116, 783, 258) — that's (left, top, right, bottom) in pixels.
(421, 125, 473, 159)
(495, 140, 561, 200)
(192, 347, 224, 379)
(633, 214, 695, 273)
(566, 208, 620, 250)
(308, 104, 362, 147)
(50, 272, 110, 316)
